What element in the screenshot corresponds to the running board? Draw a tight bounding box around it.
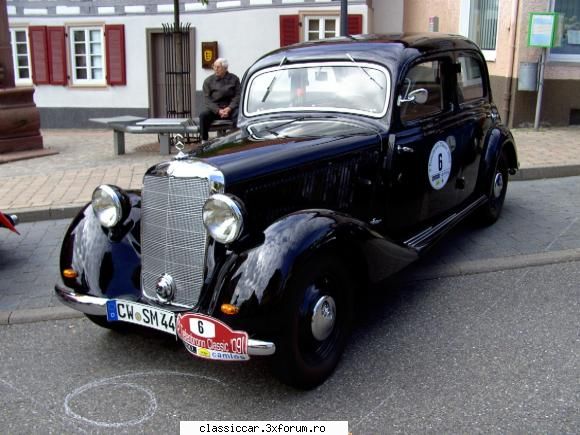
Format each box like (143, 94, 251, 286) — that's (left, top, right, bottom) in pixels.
(404, 196, 487, 251)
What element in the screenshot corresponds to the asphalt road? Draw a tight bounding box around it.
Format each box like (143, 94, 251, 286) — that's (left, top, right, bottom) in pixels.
(0, 260, 578, 434)
(0, 176, 579, 433)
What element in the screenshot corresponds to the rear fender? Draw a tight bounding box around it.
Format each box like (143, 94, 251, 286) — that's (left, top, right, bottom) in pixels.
(478, 126, 519, 193)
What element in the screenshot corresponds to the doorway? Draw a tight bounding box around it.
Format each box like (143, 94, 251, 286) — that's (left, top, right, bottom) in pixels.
(147, 27, 196, 118)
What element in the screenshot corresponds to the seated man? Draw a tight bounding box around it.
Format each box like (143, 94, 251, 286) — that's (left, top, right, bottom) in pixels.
(199, 58, 241, 143)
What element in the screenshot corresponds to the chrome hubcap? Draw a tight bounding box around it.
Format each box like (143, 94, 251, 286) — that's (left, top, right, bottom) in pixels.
(493, 172, 504, 199)
(311, 295, 336, 341)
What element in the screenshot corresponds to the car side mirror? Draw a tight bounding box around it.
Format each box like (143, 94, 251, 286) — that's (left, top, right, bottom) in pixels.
(398, 88, 429, 105)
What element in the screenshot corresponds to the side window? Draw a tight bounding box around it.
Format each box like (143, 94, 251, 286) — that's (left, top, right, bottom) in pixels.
(457, 55, 485, 103)
(399, 60, 444, 123)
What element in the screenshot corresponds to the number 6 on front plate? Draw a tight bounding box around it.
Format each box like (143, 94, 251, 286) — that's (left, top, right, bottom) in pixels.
(190, 318, 215, 338)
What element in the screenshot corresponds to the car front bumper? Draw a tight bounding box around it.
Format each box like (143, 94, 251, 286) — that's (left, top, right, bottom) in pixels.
(55, 284, 276, 357)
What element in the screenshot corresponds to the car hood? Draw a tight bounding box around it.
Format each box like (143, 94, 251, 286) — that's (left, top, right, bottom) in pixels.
(192, 118, 383, 184)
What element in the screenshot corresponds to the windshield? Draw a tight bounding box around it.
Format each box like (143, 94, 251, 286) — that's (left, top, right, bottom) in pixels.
(244, 62, 391, 118)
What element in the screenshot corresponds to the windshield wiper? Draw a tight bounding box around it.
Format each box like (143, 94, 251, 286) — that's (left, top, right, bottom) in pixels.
(346, 53, 384, 90)
(255, 117, 306, 137)
(261, 56, 287, 103)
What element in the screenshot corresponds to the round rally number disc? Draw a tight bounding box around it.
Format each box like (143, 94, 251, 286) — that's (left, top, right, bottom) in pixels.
(428, 141, 452, 190)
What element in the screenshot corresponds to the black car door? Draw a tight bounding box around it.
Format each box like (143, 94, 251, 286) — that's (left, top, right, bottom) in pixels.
(452, 51, 493, 205)
(384, 55, 461, 236)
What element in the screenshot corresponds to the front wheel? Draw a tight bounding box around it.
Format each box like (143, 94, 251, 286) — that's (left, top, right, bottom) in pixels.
(272, 253, 354, 389)
(476, 152, 509, 226)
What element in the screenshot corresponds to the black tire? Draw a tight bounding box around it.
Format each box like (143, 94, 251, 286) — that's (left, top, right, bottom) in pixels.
(85, 314, 130, 333)
(272, 253, 354, 389)
(477, 152, 509, 226)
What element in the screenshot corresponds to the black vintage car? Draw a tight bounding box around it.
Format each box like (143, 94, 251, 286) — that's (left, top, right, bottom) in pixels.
(56, 34, 518, 389)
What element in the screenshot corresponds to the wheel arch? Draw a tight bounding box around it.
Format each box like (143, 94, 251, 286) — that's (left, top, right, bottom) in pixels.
(478, 126, 519, 193)
(211, 210, 417, 335)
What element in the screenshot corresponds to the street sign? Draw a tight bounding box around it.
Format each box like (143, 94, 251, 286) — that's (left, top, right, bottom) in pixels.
(528, 12, 560, 48)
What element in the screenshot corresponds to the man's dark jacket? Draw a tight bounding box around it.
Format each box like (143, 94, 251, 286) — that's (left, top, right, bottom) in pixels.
(203, 72, 241, 114)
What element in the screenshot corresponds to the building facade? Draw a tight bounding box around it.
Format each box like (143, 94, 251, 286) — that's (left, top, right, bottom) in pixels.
(404, 0, 580, 127)
(6, 0, 404, 127)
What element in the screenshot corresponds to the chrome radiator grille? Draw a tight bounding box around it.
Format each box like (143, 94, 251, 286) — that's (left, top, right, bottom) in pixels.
(141, 175, 210, 308)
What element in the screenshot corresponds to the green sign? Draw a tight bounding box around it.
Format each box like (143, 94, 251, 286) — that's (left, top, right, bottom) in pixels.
(528, 12, 560, 48)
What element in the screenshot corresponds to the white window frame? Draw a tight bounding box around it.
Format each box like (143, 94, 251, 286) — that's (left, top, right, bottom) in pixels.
(9, 28, 33, 86)
(304, 16, 340, 42)
(69, 26, 106, 85)
(459, 0, 500, 62)
(549, 0, 580, 63)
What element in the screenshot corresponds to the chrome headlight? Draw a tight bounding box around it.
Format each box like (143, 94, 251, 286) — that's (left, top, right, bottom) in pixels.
(92, 185, 126, 228)
(202, 194, 244, 244)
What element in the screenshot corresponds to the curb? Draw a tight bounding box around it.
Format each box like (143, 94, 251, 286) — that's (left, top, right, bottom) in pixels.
(399, 248, 580, 283)
(0, 306, 83, 325)
(10, 205, 84, 224)
(5, 165, 580, 223)
(511, 164, 580, 181)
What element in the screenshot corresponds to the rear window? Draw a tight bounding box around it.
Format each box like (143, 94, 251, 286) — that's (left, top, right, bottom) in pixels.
(457, 55, 485, 102)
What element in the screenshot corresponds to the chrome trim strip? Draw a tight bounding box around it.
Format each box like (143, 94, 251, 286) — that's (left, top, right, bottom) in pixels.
(55, 285, 108, 316)
(154, 158, 225, 193)
(247, 339, 276, 356)
(54, 286, 276, 356)
(404, 196, 487, 248)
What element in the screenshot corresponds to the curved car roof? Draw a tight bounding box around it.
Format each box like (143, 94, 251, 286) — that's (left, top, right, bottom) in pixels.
(247, 33, 481, 77)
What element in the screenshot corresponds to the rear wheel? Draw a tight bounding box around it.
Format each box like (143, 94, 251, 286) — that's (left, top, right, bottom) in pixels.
(477, 152, 508, 225)
(272, 253, 354, 389)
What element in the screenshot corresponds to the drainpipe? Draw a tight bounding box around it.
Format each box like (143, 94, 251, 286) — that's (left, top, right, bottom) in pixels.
(502, 0, 520, 127)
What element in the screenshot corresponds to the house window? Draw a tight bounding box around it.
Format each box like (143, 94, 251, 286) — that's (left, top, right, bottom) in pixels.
(551, 0, 580, 61)
(9, 29, 32, 85)
(305, 17, 339, 41)
(460, 0, 499, 61)
(70, 27, 105, 84)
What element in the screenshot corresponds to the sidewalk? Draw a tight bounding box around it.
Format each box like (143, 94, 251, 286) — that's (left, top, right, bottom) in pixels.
(0, 126, 579, 221)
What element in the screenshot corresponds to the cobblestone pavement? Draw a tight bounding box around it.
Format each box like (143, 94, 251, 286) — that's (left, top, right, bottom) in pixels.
(512, 127, 580, 168)
(0, 176, 578, 313)
(0, 127, 579, 216)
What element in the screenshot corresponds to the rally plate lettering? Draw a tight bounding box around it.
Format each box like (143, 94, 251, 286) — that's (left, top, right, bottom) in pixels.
(177, 313, 249, 361)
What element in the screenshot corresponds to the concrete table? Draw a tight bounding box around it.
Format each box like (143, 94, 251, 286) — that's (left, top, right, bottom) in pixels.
(89, 116, 199, 155)
(89, 116, 146, 155)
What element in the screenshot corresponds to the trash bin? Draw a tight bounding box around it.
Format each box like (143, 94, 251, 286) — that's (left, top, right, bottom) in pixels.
(518, 62, 538, 91)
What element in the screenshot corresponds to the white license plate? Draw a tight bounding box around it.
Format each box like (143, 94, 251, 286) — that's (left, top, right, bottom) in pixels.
(106, 300, 176, 335)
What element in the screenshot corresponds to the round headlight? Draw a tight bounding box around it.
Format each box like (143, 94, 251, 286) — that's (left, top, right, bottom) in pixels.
(202, 194, 244, 244)
(92, 185, 124, 228)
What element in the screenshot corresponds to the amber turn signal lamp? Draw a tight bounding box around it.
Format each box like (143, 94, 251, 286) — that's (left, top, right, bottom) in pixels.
(220, 304, 240, 315)
(63, 269, 78, 279)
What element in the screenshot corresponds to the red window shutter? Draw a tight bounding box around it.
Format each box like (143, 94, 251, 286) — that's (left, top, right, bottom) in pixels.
(28, 26, 50, 85)
(47, 27, 67, 85)
(105, 24, 126, 85)
(347, 14, 363, 36)
(280, 15, 300, 47)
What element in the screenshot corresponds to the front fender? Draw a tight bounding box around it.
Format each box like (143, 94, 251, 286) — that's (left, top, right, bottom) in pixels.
(211, 210, 417, 336)
(59, 192, 142, 300)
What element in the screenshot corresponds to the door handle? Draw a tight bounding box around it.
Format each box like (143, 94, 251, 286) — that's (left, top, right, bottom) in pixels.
(397, 145, 415, 154)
